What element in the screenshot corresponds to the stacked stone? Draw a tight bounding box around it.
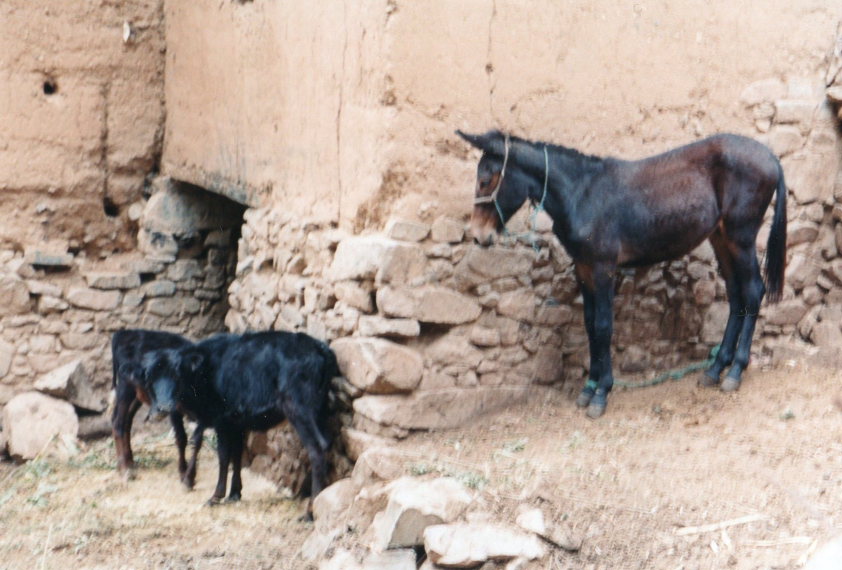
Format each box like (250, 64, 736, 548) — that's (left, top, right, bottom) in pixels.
(228, 209, 722, 452)
(0, 184, 240, 427)
(741, 76, 842, 360)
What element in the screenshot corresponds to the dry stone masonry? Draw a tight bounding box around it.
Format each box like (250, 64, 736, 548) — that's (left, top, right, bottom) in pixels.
(0, 178, 242, 458)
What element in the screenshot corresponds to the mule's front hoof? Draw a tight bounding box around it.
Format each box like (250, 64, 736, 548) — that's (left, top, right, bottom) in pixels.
(720, 377, 741, 392)
(698, 371, 720, 388)
(181, 476, 195, 491)
(585, 389, 608, 419)
(576, 380, 597, 408)
(205, 496, 224, 507)
(225, 494, 241, 504)
(576, 389, 594, 408)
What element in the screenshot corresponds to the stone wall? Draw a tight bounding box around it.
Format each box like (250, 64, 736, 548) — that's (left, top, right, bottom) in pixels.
(0, 179, 242, 412)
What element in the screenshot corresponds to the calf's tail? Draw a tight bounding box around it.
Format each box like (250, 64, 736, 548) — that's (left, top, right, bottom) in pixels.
(764, 160, 787, 303)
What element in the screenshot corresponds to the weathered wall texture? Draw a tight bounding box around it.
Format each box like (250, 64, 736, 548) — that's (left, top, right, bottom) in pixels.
(162, 1, 841, 229)
(162, 0, 394, 216)
(0, 0, 166, 254)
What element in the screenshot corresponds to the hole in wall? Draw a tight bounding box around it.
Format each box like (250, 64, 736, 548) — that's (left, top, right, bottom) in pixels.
(42, 79, 58, 96)
(102, 197, 119, 217)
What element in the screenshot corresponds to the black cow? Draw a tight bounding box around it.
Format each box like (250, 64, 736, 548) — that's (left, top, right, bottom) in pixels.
(124, 331, 338, 508)
(111, 329, 205, 487)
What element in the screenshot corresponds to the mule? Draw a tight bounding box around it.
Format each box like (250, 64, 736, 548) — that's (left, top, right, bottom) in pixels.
(457, 130, 786, 418)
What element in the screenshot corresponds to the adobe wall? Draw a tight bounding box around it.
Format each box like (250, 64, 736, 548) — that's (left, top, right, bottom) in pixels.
(0, 0, 166, 254)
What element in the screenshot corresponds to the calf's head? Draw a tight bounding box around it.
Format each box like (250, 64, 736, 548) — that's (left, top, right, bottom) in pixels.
(119, 349, 185, 420)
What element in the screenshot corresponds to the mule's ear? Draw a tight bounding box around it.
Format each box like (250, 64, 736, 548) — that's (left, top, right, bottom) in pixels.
(455, 129, 506, 155)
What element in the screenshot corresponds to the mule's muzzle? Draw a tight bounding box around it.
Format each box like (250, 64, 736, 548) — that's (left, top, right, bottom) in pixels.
(472, 231, 496, 247)
(471, 206, 499, 247)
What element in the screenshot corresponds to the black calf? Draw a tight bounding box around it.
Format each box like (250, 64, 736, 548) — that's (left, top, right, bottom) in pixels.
(131, 331, 338, 507)
(111, 329, 204, 487)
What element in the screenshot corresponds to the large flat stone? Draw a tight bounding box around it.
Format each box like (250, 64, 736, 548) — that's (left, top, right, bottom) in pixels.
(370, 477, 473, 550)
(424, 522, 546, 567)
(453, 246, 536, 288)
(66, 287, 122, 311)
(34, 359, 106, 412)
(84, 271, 141, 290)
(376, 286, 481, 324)
(352, 386, 534, 430)
(385, 218, 430, 242)
(0, 339, 14, 378)
(3, 391, 79, 460)
(0, 274, 31, 316)
(331, 337, 423, 394)
(329, 236, 417, 282)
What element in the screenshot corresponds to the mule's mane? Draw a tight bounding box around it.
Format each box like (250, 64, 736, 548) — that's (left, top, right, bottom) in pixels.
(491, 130, 604, 184)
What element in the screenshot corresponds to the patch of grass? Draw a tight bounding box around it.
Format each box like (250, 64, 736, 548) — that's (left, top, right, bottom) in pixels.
(134, 453, 172, 470)
(68, 451, 115, 471)
(407, 462, 488, 490)
(779, 408, 796, 421)
(27, 481, 58, 508)
(563, 430, 586, 451)
(24, 459, 53, 480)
(0, 487, 16, 508)
(456, 471, 488, 490)
(409, 462, 436, 476)
(502, 438, 528, 453)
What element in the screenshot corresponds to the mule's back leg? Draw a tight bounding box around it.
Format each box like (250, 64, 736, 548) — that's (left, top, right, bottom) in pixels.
(720, 237, 766, 390)
(701, 228, 744, 385)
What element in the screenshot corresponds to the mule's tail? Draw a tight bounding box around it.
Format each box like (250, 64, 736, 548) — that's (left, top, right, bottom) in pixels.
(764, 160, 787, 303)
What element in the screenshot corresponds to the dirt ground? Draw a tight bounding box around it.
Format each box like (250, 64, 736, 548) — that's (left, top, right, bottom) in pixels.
(1, 357, 841, 570)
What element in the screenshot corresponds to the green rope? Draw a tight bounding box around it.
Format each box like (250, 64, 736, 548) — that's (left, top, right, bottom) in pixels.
(613, 344, 720, 390)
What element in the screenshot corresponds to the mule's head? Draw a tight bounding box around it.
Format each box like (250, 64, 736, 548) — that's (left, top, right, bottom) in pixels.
(457, 129, 534, 246)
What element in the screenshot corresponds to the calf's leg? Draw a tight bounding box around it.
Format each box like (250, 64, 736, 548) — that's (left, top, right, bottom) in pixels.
(112, 385, 142, 477)
(183, 424, 205, 490)
(226, 430, 245, 502)
(209, 428, 233, 505)
(284, 401, 331, 517)
(170, 412, 188, 481)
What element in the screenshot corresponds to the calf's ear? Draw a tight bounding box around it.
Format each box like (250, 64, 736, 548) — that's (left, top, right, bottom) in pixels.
(118, 362, 144, 385)
(184, 352, 205, 374)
